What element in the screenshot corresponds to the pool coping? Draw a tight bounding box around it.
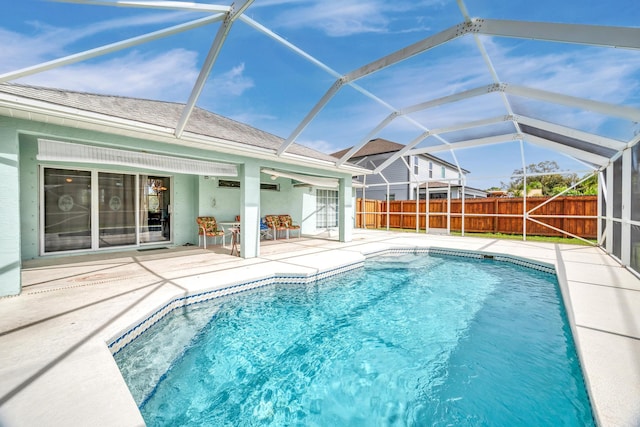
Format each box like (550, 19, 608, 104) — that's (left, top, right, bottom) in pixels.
(3, 231, 640, 426)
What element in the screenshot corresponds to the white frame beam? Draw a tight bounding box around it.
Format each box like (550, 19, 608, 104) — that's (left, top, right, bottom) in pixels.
(343, 22, 472, 83)
(505, 84, 640, 122)
(515, 115, 626, 151)
(276, 79, 345, 156)
(55, 0, 230, 13)
(429, 115, 511, 136)
(175, 0, 254, 138)
(407, 131, 609, 167)
(372, 132, 430, 174)
(408, 134, 522, 155)
(400, 84, 501, 115)
(478, 19, 640, 51)
(524, 134, 609, 166)
(335, 113, 398, 166)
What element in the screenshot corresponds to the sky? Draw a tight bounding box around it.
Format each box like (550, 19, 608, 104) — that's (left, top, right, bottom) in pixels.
(2, 0, 640, 189)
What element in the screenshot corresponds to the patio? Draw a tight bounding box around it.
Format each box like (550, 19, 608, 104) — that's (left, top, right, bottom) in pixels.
(0, 230, 639, 426)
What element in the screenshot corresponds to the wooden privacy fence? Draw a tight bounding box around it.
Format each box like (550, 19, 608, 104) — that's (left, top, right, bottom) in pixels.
(355, 196, 598, 239)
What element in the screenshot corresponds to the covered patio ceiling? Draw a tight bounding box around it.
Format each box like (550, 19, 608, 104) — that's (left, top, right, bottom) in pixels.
(2, 0, 639, 183)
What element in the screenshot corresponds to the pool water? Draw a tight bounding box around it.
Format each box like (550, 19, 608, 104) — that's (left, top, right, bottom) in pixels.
(115, 253, 594, 426)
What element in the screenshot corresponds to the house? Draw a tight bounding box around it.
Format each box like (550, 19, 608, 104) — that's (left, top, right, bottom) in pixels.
(331, 138, 487, 201)
(0, 83, 369, 297)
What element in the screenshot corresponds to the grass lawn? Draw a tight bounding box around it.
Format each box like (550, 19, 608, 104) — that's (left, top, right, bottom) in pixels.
(371, 227, 597, 246)
(450, 231, 597, 246)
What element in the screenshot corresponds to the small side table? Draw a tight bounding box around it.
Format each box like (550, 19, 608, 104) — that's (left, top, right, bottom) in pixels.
(219, 221, 241, 248)
(229, 227, 240, 256)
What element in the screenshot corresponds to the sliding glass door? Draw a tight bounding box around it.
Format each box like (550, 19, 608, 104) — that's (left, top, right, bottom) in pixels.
(98, 172, 136, 248)
(43, 168, 92, 252)
(139, 175, 171, 244)
(42, 167, 172, 253)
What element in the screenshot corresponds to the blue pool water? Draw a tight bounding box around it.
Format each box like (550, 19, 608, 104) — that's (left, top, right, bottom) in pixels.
(115, 253, 594, 426)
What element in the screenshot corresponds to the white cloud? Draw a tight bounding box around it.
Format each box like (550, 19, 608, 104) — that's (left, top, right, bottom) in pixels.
(251, 0, 315, 7)
(17, 49, 201, 101)
(483, 40, 640, 104)
(276, 1, 389, 36)
(0, 28, 66, 72)
(0, 11, 205, 75)
(210, 63, 254, 97)
(298, 138, 341, 154)
(26, 11, 198, 48)
(229, 111, 279, 128)
(268, 0, 449, 36)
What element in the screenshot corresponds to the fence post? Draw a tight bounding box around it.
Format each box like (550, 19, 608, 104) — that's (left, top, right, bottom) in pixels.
(562, 197, 566, 238)
(401, 201, 406, 229)
(425, 181, 430, 233)
(415, 192, 419, 233)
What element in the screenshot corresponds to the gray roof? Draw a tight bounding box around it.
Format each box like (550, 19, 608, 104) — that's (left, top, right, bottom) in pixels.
(333, 138, 469, 174)
(0, 82, 341, 164)
(332, 138, 405, 158)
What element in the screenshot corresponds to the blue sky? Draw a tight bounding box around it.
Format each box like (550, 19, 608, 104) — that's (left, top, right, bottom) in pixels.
(2, 0, 640, 189)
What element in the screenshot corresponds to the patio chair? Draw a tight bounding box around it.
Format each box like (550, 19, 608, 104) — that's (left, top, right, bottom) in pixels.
(278, 215, 300, 238)
(260, 217, 273, 240)
(196, 216, 225, 249)
(264, 215, 289, 240)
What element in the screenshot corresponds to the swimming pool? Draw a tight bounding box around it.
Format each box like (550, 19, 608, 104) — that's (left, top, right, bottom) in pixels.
(114, 251, 594, 426)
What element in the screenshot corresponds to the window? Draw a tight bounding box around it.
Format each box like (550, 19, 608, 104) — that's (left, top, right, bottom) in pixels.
(218, 179, 240, 188)
(386, 193, 396, 201)
(218, 179, 279, 191)
(430, 192, 447, 200)
(441, 166, 446, 179)
(316, 189, 339, 228)
(428, 161, 433, 178)
(414, 156, 419, 175)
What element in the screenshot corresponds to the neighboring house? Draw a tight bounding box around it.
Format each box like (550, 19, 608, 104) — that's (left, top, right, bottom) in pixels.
(0, 83, 368, 297)
(332, 138, 487, 201)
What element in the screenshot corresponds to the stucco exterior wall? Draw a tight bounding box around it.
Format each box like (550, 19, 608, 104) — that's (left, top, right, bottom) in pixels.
(0, 123, 21, 296)
(2, 115, 354, 295)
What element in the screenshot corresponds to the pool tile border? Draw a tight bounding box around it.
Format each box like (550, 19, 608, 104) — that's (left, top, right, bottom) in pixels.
(108, 260, 364, 356)
(108, 247, 556, 356)
(365, 246, 557, 275)
(428, 247, 557, 274)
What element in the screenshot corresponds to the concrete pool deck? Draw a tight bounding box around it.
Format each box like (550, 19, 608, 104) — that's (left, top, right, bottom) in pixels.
(0, 230, 639, 426)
